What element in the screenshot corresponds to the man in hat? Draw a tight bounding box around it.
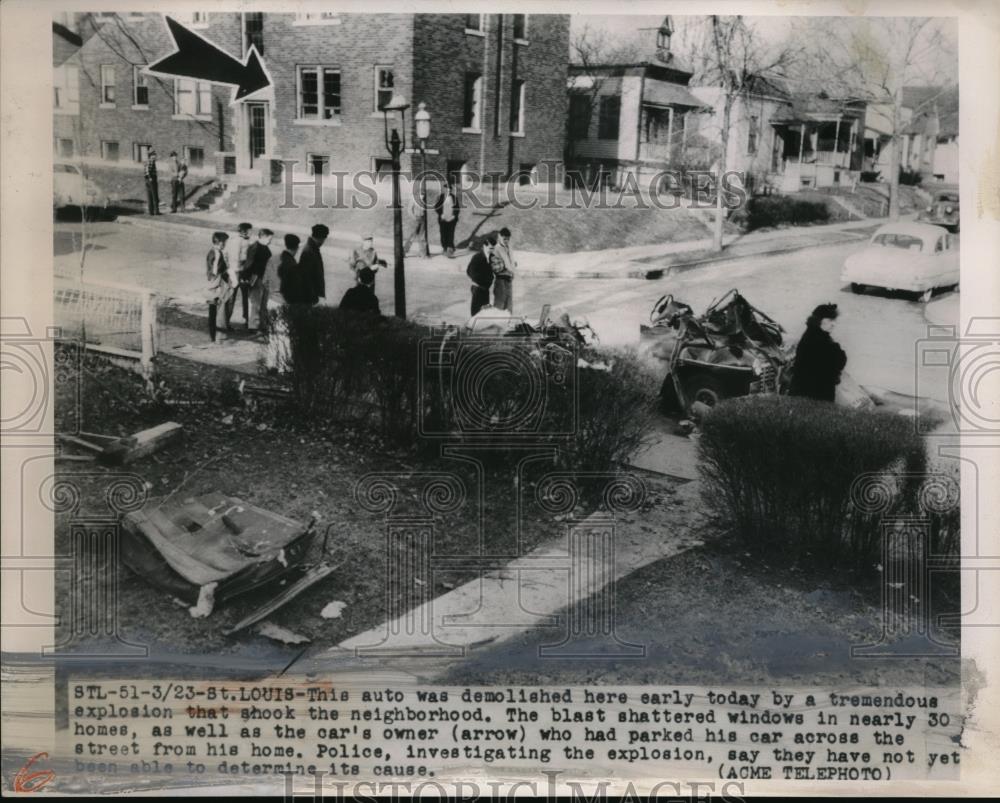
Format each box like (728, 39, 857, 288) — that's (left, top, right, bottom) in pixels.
(491, 227, 516, 312)
(169, 150, 188, 213)
(144, 148, 160, 215)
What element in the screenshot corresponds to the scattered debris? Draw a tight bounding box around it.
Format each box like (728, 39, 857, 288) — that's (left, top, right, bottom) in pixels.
(224, 563, 337, 635)
(257, 622, 311, 645)
(189, 582, 218, 618)
(320, 600, 348, 620)
(100, 422, 184, 466)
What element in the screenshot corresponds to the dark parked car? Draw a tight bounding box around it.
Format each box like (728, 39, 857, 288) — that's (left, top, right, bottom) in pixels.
(919, 190, 960, 233)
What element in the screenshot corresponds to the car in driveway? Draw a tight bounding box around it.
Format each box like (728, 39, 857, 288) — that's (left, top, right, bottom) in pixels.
(841, 221, 959, 300)
(54, 162, 114, 215)
(918, 189, 960, 232)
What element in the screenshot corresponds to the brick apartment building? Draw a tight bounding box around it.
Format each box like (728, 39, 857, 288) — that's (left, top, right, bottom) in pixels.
(53, 11, 571, 189)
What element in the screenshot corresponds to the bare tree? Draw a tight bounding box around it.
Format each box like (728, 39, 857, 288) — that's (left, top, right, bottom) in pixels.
(795, 17, 956, 219)
(683, 16, 801, 251)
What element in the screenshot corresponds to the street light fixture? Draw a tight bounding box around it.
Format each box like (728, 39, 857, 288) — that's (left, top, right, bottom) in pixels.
(382, 93, 410, 318)
(413, 102, 432, 258)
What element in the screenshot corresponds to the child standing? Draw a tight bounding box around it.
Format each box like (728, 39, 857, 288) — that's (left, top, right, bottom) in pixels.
(206, 231, 232, 344)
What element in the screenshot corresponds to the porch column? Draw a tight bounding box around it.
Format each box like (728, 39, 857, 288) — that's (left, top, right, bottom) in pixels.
(666, 107, 674, 162)
(798, 123, 805, 162)
(848, 120, 857, 169)
(833, 116, 841, 166)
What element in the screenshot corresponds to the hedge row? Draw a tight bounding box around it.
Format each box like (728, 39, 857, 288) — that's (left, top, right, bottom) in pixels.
(697, 395, 935, 571)
(277, 305, 658, 473)
(740, 195, 831, 230)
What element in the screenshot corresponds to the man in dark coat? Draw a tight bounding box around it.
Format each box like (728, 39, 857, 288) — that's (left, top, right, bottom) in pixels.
(434, 181, 460, 257)
(297, 224, 329, 305)
(339, 267, 381, 315)
(789, 303, 847, 402)
(277, 234, 309, 305)
(466, 235, 496, 317)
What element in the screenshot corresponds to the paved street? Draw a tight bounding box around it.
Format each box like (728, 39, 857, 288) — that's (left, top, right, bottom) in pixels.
(54, 218, 955, 402)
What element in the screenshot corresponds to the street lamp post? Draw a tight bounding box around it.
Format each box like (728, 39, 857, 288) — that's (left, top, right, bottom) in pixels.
(382, 94, 410, 318)
(414, 102, 432, 258)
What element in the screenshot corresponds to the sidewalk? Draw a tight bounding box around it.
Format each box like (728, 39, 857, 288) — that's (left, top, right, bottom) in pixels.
(118, 206, 886, 282)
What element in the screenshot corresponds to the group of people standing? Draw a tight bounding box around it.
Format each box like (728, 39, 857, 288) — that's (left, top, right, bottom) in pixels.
(144, 149, 189, 215)
(466, 227, 517, 317)
(204, 221, 384, 369)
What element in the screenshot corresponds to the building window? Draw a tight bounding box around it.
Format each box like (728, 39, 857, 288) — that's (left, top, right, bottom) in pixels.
(133, 65, 149, 107)
(174, 78, 212, 116)
(463, 73, 482, 130)
(465, 14, 484, 33)
(132, 142, 152, 163)
(512, 14, 527, 41)
(100, 64, 116, 105)
(297, 66, 341, 122)
(374, 66, 394, 112)
(569, 95, 591, 139)
(175, 11, 209, 28)
(54, 65, 80, 114)
(57, 138, 74, 158)
(100, 140, 119, 161)
(185, 146, 205, 168)
(518, 162, 536, 186)
(510, 79, 525, 134)
(597, 95, 620, 140)
(294, 12, 342, 24)
(243, 12, 264, 55)
(373, 158, 393, 179)
(747, 115, 758, 154)
(306, 153, 330, 176)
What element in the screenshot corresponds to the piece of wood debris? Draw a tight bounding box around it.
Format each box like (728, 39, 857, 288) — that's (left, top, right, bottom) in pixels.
(100, 422, 183, 466)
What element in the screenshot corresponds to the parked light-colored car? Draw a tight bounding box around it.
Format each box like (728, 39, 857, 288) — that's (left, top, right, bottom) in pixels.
(54, 162, 113, 211)
(841, 221, 959, 299)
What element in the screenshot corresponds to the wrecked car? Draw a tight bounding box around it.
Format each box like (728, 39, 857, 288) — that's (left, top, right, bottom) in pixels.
(639, 289, 793, 415)
(122, 492, 334, 634)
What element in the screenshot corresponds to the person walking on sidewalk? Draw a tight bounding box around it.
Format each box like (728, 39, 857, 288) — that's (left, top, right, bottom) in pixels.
(169, 150, 188, 213)
(434, 181, 460, 257)
(789, 303, 847, 402)
(298, 224, 329, 305)
(144, 149, 160, 215)
(205, 231, 233, 344)
(243, 228, 274, 333)
(467, 235, 496, 317)
(491, 226, 516, 312)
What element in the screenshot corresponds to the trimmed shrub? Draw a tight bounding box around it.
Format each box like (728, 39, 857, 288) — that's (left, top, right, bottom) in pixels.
(278, 306, 658, 473)
(697, 395, 927, 570)
(899, 167, 923, 186)
(743, 195, 831, 231)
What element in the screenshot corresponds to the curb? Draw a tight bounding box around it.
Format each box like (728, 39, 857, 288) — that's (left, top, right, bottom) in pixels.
(512, 230, 872, 281)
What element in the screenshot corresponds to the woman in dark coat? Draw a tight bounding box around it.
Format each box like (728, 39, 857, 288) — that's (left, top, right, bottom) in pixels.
(789, 303, 847, 402)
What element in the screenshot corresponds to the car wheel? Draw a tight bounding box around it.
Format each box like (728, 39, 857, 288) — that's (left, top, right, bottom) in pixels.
(682, 371, 728, 412)
(850, 282, 866, 294)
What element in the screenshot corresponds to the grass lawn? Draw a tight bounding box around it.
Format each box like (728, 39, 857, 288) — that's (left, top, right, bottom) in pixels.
(52, 348, 689, 660)
(441, 535, 961, 688)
